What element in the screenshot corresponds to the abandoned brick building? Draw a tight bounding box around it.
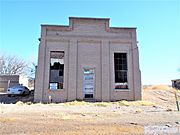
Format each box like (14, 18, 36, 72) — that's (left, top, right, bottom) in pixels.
(34, 17, 141, 102)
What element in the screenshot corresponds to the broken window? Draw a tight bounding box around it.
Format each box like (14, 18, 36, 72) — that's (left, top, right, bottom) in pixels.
(114, 53, 128, 89)
(49, 51, 64, 90)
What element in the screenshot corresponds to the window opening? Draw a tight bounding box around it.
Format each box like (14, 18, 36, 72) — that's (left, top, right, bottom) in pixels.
(49, 51, 64, 90)
(114, 53, 128, 89)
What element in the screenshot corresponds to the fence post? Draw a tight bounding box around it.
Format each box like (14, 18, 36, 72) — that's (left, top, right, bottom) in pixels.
(175, 91, 179, 111)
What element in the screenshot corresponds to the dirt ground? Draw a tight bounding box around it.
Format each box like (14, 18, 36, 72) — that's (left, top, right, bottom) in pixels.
(0, 85, 180, 135)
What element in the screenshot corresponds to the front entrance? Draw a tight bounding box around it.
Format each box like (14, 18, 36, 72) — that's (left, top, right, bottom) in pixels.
(83, 68, 95, 99)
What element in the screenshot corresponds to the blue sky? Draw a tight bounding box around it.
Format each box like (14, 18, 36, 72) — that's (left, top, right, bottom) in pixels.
(0, 0, 180, 85)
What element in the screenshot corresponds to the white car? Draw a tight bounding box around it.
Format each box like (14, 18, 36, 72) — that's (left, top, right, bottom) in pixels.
(7, 85, 30, 97)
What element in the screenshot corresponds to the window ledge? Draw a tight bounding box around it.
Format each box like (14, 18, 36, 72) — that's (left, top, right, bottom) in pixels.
(48, 89, 65, 92)
(113, 89, 130, 92)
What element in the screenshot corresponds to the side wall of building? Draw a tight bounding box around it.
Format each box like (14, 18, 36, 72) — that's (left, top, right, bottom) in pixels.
(0, 75, 19, 92)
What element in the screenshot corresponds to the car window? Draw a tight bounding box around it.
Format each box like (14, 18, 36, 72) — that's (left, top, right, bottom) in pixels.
(11, 85, 23, 88)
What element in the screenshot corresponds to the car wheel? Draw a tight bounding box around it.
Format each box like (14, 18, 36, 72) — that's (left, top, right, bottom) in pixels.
(25, 91, 29, 96)
(30, 90, 34, 95)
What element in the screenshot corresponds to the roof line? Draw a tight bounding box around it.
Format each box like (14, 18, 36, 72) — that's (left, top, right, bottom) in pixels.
(69, 16, 110, 20)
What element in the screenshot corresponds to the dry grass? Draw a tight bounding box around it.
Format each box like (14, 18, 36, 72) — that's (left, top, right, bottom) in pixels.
(0, 118, 16, 122)
(62, 100, 90, 106)
(93, 102, 110, 107)
(15, 101, 24, 106)
(60, 115, 75, 120)
(118, 100, 156, 106)
(10, 92, 160, 107)
(60, 100, 156, 107)
(143, 85, 176, 91)
(13, 100, 156, 107)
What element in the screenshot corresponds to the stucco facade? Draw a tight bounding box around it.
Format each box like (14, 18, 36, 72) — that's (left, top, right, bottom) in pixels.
(0, 75, 19, 92)
(34, 17, 141, 103)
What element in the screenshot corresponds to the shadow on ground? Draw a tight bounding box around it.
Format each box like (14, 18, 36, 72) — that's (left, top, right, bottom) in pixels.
(0, 93, 33, 104)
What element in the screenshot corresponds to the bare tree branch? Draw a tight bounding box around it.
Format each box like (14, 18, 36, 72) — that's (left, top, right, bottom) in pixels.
(0, 54, 27, 75)
(27, 62, 36, 79)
